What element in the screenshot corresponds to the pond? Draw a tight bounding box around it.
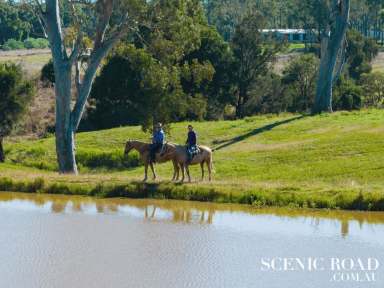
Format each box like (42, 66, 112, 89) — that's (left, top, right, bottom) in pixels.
(0, 192, 383, 288)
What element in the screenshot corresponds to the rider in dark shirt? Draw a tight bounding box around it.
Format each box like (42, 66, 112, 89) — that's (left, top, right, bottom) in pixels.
(187, 126, 197, 147)
(186, 125, 198, 163)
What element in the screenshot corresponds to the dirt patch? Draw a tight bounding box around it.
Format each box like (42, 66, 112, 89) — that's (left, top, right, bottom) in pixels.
(372, 52, 384, 72)
(0, 49, 50, 57)
(274, 53, 301, 74)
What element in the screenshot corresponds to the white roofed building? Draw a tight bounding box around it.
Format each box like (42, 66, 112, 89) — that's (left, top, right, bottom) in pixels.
(262, 29, 315, 42)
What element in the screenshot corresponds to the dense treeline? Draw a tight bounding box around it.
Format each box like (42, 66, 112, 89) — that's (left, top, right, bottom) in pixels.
(84, 3, 286, 130)
(204, 0, 384, 44)
(2, 0, 383, 133)
(0, 0, 43, 44)
(78, 0, 381, 131)
(33, 0, 384, 132)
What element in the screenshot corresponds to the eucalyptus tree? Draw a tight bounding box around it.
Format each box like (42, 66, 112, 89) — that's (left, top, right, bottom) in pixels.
(231, 11, 283, 118)
(313, 0, 351, 113)
(30, 0, 145, 174)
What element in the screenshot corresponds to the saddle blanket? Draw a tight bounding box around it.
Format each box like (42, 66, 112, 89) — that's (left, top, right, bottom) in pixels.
(187, 145, 200, 158)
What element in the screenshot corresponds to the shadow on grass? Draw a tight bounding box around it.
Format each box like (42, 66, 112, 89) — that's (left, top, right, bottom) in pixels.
(213, 115, 305, 151)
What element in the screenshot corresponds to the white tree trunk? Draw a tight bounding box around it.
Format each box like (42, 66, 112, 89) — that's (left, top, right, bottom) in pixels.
(39, 0, 129, 174)
(54, 63, 77, 173)
(313, 0, 350, 113)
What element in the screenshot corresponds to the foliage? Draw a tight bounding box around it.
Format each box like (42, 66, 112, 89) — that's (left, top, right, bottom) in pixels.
(143, 0, 207, 65)
(2, 175, 384, 210)
(0, 62, 34, 161)
(359, 72, 384, 107)
(181, 27, 235, 120)
(0, 63, 34, 138)
(333, 78, 363, 111)
(203, 0, 384, 47)
(346, 29, 379, 80)
(243, 73, 288, 115)
(40, 59, 55, 86)
(1, 37, 49, 51)
(88, 44, 178, 130)
(231, 11, 284, 118)
(23, 38, 49, 49)
(88, 0, 233, 130)
(282, 54, 319, 112)
(0, 1, 33, 44)
(1, 39, 25, 50)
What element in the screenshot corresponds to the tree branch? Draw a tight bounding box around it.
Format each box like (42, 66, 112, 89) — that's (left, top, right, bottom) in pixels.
(45, 0, 66, 61)
(75, 60, 82, 96)
(69, 31, 83, 64)
(71, 35, 123, 130)
(94, 0, 115, 50)
(333, 36, 347, 84)
(29, 0, 48, 38)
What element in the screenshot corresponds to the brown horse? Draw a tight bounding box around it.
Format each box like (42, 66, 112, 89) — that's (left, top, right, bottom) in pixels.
(173, 145, 213, 182)
(124, 140, 179, 182)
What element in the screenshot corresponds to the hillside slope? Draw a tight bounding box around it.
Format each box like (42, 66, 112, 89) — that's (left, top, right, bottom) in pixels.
(1, 109, 384, 197)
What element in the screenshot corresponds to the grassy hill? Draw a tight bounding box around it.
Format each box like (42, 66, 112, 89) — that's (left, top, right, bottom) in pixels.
(1, 109, 384, 210)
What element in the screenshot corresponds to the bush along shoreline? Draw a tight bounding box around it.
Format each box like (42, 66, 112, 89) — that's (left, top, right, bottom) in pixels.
(1, 177, 383, 211)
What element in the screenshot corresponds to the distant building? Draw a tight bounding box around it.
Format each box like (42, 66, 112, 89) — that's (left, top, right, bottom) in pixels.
(262, 29, 315, 43)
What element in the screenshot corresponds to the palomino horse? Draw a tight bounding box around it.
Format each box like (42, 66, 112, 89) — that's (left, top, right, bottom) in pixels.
(173, 145, 213, 182)
(124, 140, 179, 182)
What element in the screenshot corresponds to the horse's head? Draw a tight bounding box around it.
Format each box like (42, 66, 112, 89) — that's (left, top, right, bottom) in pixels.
(124, 140, 134, 156)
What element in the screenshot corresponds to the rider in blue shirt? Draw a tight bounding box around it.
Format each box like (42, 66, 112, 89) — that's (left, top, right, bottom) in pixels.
(150, 123, 165, 162)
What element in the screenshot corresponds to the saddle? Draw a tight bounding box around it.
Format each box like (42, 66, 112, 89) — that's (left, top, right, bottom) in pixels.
(158, 143, 171, 157)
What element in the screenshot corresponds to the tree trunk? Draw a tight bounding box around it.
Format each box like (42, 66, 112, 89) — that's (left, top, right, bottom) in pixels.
(54, 63, 78, 174)
(236, 88, 246, 119)
(39, 0, 127, 174)
(236, 97, 243, 119)
(313, 0, 350, 114)
(0, 137, 4, 163)
(313, 39, 335, 113)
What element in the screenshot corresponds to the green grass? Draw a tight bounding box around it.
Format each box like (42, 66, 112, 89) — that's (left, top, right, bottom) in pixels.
(1, 109, 384, 210)
(285, 43, 306, 52)
(0, 51, 51, 76)
(0, 53, 51, 64)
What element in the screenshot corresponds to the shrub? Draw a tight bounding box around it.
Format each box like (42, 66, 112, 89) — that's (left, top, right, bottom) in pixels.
(359, 72, 384, 107)
(2, 39, 24, 50)
(244, 73, 288, 115)
(23, 38, 49, 49)
(35, 38, 49, 48)
(333, 78, 363, 111)
(40, 59, 55, 86)
(23, 38, 36, 49)
(0, 63, 35, 162)
(282, 53, 319, 112)
(346, 30, 379, 80)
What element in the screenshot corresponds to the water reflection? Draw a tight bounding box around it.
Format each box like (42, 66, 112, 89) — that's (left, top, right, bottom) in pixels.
(1, 192, 384, 237)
